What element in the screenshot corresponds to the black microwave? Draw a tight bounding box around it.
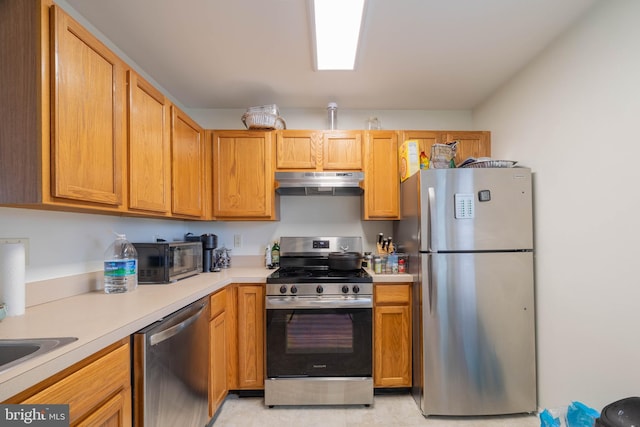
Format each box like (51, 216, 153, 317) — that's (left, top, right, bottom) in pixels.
(133, 242, 202, 284)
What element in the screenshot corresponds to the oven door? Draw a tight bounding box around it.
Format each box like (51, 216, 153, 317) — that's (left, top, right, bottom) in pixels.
(266, 296, 372, 378)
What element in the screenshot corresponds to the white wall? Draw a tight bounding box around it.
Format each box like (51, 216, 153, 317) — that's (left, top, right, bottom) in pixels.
(473, 0, 640, 411)
(188, 108, 473, 131)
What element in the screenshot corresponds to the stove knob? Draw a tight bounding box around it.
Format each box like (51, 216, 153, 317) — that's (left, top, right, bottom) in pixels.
(279, 285, 287, 294)
(341, 285, 349, 294)
(352, 285, 360, 294)
(316, 285, 324, 294)
(291, 285, 298, 294)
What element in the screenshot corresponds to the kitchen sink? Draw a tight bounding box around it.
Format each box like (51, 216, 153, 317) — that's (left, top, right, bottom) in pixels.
(0, 337, 78, 374)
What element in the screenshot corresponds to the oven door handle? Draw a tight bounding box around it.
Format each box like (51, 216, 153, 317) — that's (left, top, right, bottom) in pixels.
(266, 296, 373, 309)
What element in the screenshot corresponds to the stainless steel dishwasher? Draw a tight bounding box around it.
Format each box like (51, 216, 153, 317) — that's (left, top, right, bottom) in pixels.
(133, 296, 211, 427)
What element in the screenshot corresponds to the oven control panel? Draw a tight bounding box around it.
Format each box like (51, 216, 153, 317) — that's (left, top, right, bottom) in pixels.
(267, 283, 372, 297)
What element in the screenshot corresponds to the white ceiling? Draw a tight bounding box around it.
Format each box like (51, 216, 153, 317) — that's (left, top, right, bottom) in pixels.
(65, 0, 598, 110)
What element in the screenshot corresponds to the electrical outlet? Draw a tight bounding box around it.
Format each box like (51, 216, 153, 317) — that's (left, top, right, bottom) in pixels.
(0, 238, 30, 265)
(234, 234, 242, 248)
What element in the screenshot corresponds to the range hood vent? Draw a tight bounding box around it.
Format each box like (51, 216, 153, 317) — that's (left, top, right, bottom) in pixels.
(275, 171, 364, 196)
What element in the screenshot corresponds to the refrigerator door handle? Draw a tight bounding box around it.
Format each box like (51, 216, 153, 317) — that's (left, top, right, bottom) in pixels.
(427, 255, 435, 314)
(427, 187, 436, 252)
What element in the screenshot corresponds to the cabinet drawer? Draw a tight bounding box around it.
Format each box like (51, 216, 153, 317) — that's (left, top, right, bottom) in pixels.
(374, 284, 410, 305)
(210, 288, 227, 319)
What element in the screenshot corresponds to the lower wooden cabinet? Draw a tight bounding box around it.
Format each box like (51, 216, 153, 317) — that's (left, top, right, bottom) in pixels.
(6, 339, 131, 427)
(209, 288, 228, 416)
(374, 284, 412, 388)
(226, 284, 265, 391)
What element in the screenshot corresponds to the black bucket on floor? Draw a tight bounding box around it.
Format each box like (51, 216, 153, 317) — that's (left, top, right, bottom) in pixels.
(596, 397, 640, 427)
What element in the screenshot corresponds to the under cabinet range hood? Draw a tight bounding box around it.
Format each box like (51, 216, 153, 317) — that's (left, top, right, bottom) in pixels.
(275, 171, 364, 196)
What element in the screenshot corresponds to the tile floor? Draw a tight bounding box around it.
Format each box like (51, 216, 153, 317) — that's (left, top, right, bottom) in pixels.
(210, 391, 540, 426)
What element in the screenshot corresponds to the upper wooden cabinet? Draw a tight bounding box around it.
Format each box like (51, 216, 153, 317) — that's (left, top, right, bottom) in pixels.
(400, 130, 491, 166)
(275, 130, 322, 170)
(212, 130, 277, 220)
(127, 70, 171, 215)
(0, 1, 213, 220)
(0, 1, 129, 212)
(171, 106, 206, 219)
(50, 5, 126, 207)
(363, 131, 399, 220)
(275, 130, 363, 171)
(323, 131, 363, 170)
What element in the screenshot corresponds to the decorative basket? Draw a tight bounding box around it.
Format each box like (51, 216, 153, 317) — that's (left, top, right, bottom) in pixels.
(241, 104, 286, 130)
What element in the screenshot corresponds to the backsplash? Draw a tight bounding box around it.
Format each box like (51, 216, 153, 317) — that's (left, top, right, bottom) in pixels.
(0, 196, 392, 283)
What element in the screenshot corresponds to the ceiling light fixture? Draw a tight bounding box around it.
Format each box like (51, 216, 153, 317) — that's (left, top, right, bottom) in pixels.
(312, 0, 366, 71)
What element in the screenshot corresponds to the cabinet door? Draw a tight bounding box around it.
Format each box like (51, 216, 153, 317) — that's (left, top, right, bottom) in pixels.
(441, 131, 491, 164)
(212, 131, 275, 219)
(400, 130, 491, 167)
(364, 131, 399, 220)
(209, 311, 227, 416)
(275, 130, 322, 170)
(323, 131, 363, 170)
(400, 130, 442, 162)
(19, 341, 131, 426)
(76, 388, 130, 427)
(51, 6, 125, 207)
(209, 289, 227, 416)
(374, 284, 411, 388)
(127, 70, 171, 214)
(236, 285, 265, 389)
(171, 106, 205, 218)
(374, 305, 411, 387)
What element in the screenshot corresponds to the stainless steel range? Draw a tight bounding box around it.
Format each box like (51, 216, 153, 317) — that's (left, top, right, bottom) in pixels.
(265, 236, 373, 407)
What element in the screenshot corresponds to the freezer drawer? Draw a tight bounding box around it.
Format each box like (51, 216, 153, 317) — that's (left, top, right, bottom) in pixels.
(415, 252, 536, 416)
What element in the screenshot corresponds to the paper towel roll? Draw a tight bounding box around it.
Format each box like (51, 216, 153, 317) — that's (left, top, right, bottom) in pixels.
(0, 243, 26, 316)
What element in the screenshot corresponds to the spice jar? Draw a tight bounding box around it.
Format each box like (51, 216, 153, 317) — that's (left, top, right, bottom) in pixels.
(373, 256, 382, 274)
(398, 258, 406, 273)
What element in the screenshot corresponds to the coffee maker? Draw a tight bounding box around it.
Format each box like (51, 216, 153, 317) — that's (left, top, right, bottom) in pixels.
(185, 233, 218, 272)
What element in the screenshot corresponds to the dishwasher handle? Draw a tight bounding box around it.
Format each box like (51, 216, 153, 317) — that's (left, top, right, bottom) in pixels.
(149, 302, 206, 346)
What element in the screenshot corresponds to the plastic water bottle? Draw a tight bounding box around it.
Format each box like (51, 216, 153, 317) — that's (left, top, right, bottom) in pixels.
(104, 233, 138, 294)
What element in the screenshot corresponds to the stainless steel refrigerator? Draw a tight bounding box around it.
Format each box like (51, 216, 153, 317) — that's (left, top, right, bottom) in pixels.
(394, 168, 536, 417)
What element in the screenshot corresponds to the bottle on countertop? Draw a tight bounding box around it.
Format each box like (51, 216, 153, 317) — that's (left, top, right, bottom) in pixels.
(363, 252, 372, 268)
(373, 256, 382, 274)
(104, 233, 138, 294)
(271, 241, 280, 268)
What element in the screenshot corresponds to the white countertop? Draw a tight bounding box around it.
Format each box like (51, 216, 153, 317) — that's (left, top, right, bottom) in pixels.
(0, 267, 412, 401)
